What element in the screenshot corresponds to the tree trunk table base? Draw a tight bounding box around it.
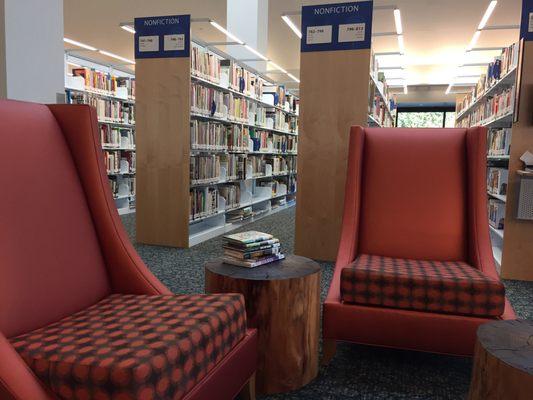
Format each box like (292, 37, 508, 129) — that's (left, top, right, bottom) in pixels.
(205, 255, 320, 395)
(468, 319, 533, 400)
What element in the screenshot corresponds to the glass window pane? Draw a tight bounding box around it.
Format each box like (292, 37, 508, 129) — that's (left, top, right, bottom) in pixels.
(397, 112, 444, 128)
(444, 112, 456, 127)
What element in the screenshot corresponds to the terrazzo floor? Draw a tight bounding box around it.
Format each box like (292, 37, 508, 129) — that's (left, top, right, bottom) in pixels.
(121, 207, 532, 400)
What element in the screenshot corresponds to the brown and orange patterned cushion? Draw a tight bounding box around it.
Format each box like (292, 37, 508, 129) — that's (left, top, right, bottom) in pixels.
(341, 254, 505, 317)
(10, 293, 246, 400)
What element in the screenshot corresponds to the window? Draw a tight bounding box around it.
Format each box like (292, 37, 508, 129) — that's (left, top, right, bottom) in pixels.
(396, 106, 457, 128)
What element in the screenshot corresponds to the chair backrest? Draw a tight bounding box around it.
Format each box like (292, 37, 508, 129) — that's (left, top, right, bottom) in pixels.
(358, 128, 469, 261)
(0, 100, 110, 338)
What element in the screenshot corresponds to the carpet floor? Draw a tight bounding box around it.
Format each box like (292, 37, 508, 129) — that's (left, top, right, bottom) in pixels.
(121, 207, 532, 400)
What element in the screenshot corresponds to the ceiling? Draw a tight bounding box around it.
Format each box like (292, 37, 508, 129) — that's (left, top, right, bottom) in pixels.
(64, 0, 523, 95)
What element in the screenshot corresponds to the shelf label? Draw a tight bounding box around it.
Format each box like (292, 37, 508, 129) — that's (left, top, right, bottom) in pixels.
(301, 1, 373, 52)
(306, 25, 333, 44)
(134, 15, 190, 59)
(521, 0, 533, 40)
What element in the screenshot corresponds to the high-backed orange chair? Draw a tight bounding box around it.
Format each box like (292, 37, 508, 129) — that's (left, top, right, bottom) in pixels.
(0, 99, 257, 400)
(323, 126, 515, 361)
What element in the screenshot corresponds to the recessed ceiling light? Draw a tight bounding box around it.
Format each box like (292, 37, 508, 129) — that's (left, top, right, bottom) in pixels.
(287, 73, 300, 83)
(121, 25, 136, 34)
(394, 9, 403, 35)
(478, 1, 498, 30)
(99, 50, 135, 65)
(269, 61, 288, 74)
(244, 45, 268, 61)
(209, 21, 244, 45)
(282, 15, 302, 39)
(63, 38, 97, 51)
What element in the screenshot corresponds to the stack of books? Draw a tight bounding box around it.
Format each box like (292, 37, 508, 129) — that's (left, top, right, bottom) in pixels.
(222, 231, 284, 267)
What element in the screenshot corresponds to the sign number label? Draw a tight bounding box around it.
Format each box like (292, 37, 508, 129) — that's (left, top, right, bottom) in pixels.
(338, 23, 366, 43)
(164, 34, 185, 51)
(306, 25, 333, 45)
(529, 12, 533, 33)
(139, 36, 159, 52)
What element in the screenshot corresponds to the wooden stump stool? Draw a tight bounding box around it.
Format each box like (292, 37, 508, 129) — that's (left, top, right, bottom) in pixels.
(468, 319, 533, 400)
(205, 255, 320, 395)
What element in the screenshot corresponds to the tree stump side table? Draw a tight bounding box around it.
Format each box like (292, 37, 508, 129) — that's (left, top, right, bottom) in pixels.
(468, 319, 533, 400)
(205, 255, 321, 395)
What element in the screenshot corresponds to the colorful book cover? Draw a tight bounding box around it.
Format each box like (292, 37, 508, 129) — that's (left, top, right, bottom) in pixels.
(222, 253, 285, 268)
(224, 230, 273, 244)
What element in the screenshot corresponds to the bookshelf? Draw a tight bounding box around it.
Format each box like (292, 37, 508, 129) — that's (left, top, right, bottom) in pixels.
(455, 42, 519, 272)
(136, 39, 299, 247)
(368, 53, 397, 128)
(65, 61, 137, 216)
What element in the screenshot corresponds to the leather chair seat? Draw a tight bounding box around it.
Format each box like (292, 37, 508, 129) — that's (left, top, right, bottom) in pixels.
(340, 254, 505, 317)
(10, 293, 246, 400)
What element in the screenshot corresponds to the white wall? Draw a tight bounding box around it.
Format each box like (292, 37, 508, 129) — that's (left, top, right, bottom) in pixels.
(0, 0, 64, 103)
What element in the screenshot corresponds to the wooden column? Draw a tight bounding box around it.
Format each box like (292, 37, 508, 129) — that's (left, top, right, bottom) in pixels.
(501, 39, 533, 280)
(295, 50, 370, 261)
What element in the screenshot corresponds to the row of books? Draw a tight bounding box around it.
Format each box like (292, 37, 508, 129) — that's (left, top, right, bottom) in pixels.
(191, 45, 221, 83)
(68, 92, 135, 125)
(219, 184, 241, 209)
(456, 86, 514, 127)
(488, 199, 505, 230)
(190, 153, 298, 185)
(100, 125, 135, 149)
(488, 128, 512, 157)
(72, 68, 135, 98)
(190, 122, 298, 152)
(487, 167, 508, 196)
(456, 43, 519, 115)
(222, 231, 284, 268)
(190, 187, 219, 221)
(228, 61, 264, 100)
(109, 176, 136, 199)
(104, 151, 136, 175)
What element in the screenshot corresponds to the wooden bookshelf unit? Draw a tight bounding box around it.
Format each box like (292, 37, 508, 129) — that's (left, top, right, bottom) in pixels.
(136, 38, 299, 248)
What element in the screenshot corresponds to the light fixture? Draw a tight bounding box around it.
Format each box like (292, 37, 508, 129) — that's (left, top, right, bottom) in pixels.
(66, 61, 81, 68)
(478, 1, 498, 30)
(244, 44, 268, 61)
(397, 35, 405, 53)
(99, 50, 135, 65)
(269, 61, 288, 74)
(287, 73, 300, 83)
(63, 38, 97, 51)
(209, 21, 244, 45)
(445, 84, 453, 95)
(121, 25, 136, 34)
(394, 9, 403, 35)
(467, 30, 481, 50)
(282, 15, 302, 39)
(403, 84, 408, 94)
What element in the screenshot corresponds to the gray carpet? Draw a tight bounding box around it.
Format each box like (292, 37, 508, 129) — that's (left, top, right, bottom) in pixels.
(121, 208, 532, 400)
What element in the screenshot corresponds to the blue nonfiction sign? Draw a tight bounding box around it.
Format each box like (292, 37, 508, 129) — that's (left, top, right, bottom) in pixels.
(521, 0, 533, 41)
(134, 15, 190, 59)
(301, 1, 373, 52)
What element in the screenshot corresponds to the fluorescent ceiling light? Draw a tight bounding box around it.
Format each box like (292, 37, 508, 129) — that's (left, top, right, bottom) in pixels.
(467, 30, 481, 50)
(478, 1, 498, 30)
(282, 15, 302, 39)
(63, 38, 97, 51)
(99, 50, 135, 65)
(398, 35, 405, 53)
(269, 61, 287, 74)
(287, 73, 300, 83)
(445, 84, 453, 94)
(121, 25, 136, 34)
(209, 21, 244, 45)
(244, 45, 268, 61)
(403, 84, 408, 94)
(394, 9, 403, 35)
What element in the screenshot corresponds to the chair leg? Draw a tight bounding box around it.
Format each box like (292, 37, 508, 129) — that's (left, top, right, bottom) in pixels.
(238, 373, 256, 400)
(322, 339, 337, 366)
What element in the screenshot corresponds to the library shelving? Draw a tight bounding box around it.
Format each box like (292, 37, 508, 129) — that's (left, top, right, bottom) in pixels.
(455, 42, 519, 271)
(368, 53, 397, 128)
(136, 39, 299, 247)
(65, 61, 137, 215)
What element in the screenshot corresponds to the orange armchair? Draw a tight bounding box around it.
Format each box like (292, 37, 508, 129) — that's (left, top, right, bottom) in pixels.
(0, 100, 257, 400)
(323, 126, 515, 361)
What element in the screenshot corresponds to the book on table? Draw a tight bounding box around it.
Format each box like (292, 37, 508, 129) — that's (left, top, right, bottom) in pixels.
(222, 230, 284, 267)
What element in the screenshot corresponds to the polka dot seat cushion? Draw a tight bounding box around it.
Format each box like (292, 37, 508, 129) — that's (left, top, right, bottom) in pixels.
(10, 293, 247, 400)
(340, 254, 505, 317)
